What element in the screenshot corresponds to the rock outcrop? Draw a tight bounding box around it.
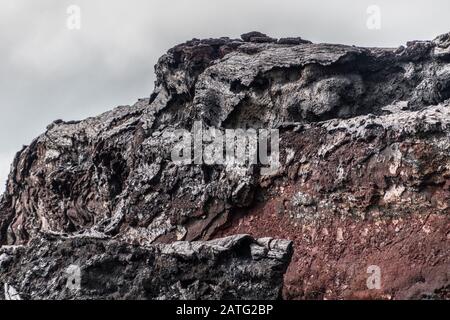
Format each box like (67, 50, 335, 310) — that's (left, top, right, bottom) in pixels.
(0, 32, 449, 299)
(0, 234, 292, 300)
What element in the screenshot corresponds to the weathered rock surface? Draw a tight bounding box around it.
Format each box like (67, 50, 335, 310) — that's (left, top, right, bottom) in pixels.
(0, 234, 292, 300)
(0, 31, 449, 299)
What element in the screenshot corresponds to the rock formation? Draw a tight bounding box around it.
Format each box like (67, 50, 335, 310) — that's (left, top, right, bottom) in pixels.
(0, 32, 449, 299)
(0, 234, 292, 300)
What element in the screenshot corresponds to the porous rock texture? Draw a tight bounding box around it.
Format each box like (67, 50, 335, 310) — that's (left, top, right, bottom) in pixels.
(0, 32, 449, 299)
(0, 234, 292, 300)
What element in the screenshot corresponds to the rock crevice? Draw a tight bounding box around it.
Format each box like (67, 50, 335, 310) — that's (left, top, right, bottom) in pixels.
(0, 32, 449, 299)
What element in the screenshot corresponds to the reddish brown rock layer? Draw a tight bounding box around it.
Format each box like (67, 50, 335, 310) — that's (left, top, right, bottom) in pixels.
(217, 203, 449, 299)
(1, 33, 449, 300)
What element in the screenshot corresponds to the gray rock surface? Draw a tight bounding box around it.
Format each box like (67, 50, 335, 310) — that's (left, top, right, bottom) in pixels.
(2, 33, 449, 246)
(0, 31, 449, 299)
(0, 234, 292, 300)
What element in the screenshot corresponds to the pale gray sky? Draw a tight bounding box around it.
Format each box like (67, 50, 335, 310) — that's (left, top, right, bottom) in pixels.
(1, 0, 450, 193)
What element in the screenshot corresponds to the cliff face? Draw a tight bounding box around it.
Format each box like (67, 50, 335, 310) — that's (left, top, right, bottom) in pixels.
(0, 31, 449, 299)
(0, 234, 292, 300)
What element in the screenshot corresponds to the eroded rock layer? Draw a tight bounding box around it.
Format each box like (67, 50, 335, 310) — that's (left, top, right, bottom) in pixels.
(0, 234, 292, 300)
(0, 32, 449, 299)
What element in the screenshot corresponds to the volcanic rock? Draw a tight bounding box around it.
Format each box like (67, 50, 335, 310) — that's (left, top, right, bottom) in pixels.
(0, 32, 449, 299)
(0, 234, 292, 300)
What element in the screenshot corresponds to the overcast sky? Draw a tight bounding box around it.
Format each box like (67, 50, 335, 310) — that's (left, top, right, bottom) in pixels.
(1, 0, 449, 193)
